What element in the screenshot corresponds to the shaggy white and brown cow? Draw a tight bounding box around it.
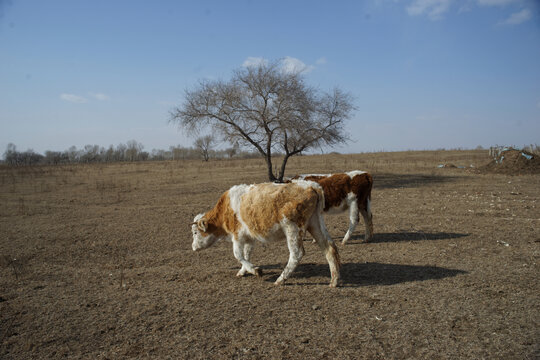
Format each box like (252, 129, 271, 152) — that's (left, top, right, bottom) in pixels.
(291, 170, 373, 244)
(190, 181, 341, 287)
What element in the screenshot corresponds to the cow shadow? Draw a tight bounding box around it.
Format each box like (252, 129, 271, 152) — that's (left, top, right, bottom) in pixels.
(346, 231, 469, 244)
(374, 173, 463, 189)
(261, 262, 466, 287)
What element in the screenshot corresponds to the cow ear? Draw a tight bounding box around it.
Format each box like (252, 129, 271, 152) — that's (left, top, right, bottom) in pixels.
(197, 218, 208, 232)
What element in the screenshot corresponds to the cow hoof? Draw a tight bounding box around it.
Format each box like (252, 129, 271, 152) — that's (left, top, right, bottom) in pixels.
(236, 269, 246, 277)
(254, 267, 263, 277)
(274, 278, 284, 286)
(329, 278, 340, 288)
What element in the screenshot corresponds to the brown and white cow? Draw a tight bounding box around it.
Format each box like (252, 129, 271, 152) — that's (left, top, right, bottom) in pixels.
(190, 181, 341, 287)
(291, 170, 373, 244)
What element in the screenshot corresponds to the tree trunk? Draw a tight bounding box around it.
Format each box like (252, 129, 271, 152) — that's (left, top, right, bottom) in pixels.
(277, 154, 290, 183)
(265, 155, 276, 182)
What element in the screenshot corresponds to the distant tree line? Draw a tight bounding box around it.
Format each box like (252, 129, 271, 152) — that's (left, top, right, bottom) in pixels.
(1, 140, 259, 166)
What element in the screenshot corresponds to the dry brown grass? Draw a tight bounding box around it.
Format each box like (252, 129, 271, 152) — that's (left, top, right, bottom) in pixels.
(1, 150, 539, 359)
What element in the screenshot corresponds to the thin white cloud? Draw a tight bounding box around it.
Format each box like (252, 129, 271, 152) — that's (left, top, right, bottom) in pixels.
(242, 56, 316, 74)
(315, 57, 327, 65)
(499, 8, 532, 24)
(406, 0, 452, 20)
(242, 57, 268, 68)
(281, 56, 315, 74)
(60, 93, 87, 103)
(90, 92, 110, 101)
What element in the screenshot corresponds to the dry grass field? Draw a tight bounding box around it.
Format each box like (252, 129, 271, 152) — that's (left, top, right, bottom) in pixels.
(1, 150, 539, 359)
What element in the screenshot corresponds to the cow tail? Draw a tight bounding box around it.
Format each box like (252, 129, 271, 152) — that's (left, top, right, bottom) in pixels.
(310, 182, 326, 215)
(365, 173, 373, 217)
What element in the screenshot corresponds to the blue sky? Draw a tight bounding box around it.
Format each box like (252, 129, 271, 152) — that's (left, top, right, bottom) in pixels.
(1, 0, 539, 155)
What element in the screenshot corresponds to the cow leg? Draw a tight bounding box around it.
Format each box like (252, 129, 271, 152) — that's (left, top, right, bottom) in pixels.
(342, 200, 359, 245)
(360, 197, 373, 242)
(275, 225, 304, 285)
(299, 230, 306, 257)
(243, 241, 254, 262)
(236, 241, 261, 277)
(233, 240, 261, 277)
(308, 215, 341, 287)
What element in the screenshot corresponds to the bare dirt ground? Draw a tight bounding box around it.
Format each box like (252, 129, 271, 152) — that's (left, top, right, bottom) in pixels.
(1, 150, 539, 359)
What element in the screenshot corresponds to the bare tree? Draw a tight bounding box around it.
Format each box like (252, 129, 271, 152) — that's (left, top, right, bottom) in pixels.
(3, 143, 17, 164)
(225, 141, 240, 158)
(125, 140, 144, 161)
(170, 60, 354, 182)
(194, 135, 215, 161)
(115, 143, 127, 161)
(3, 144, 44, 166)
(44, 151, 69, 165)
(67, 146, 80, 163)
(81, 144, 101, 163)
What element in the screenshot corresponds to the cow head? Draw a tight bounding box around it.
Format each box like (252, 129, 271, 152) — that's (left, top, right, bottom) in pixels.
(191, 213, 219, 251)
